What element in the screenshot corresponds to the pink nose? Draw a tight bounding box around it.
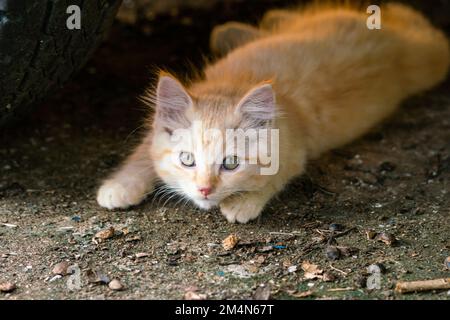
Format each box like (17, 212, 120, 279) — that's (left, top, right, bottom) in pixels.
(198, 187, 212, 197)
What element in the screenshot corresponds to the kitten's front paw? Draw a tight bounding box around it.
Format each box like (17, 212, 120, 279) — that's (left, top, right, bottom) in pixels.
(97, 179, 150, 210)
(219, 195, 265, 224)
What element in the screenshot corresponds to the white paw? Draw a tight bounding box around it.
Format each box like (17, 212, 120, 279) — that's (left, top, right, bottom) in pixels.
(96, 179, 149, 210)
(219, 196, 264, 224)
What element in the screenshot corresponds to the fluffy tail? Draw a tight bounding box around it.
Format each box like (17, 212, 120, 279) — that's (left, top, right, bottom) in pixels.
(384, 3, 450, 93)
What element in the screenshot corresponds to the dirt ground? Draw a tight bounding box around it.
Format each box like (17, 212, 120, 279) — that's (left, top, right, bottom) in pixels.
(1, 3, 449, 300)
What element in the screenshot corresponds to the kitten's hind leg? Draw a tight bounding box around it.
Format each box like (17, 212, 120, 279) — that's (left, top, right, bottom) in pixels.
(260, 9, 299, 30)
(97, 136, 155, 210)
(210, 22, 263, 56)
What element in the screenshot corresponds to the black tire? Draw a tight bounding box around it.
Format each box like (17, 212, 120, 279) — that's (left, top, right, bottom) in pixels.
(0, 0, 122, 126)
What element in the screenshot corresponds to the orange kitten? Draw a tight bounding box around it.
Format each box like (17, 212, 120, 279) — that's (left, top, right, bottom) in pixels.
(97, 3, 449, 223)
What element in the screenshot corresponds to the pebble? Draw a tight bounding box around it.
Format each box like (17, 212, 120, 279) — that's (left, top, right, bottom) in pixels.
(52, 261, 69, 276)
(108, 279, 124, 291)
(0, 282, 16, 293)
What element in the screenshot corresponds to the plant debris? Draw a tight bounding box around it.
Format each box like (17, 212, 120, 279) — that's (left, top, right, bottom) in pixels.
(290, 290, 313, 298)
(92, 227, 115, 243)
(301, 261, 324, 279)
(222, 234, 239, 251)
(395, 278, 450, 293)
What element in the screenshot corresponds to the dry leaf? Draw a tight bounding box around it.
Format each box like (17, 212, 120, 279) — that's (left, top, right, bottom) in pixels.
(301, 261, 323, 279)
(222, 234, 239, 251)
(93, 227, 115, 243)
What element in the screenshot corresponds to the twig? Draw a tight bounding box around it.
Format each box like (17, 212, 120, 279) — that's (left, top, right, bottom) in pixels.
(327, 287, 354, 292)
(329, 264, 349, 275)
(269, 232, 297, 236)
(395, 278, 450, 293)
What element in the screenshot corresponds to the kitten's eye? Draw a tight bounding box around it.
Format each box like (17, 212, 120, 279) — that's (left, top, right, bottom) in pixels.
(180, 152, 195, 167)
(222, 155, 239, 171)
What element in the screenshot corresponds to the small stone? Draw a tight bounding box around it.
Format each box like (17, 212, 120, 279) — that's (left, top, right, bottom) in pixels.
(222, 234, 239, 251)
(108, 279, 124, 291)
(326, 246, 340, 261)
(0, 282, 16, 293)
(52, 261, 69, 276)
(135, 252, 149, 259)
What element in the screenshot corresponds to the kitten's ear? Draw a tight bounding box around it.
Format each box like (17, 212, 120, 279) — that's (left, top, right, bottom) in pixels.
(236, 83, 276, 127)
(155, 75, 193, 131)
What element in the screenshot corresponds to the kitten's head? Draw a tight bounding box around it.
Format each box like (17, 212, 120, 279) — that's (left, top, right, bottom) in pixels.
(150, 74, 277, 209)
